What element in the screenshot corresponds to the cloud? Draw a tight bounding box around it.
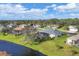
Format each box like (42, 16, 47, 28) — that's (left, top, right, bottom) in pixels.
(25, 8, 48, 16)
(0, 4, 49, 20)
(70, 13, 79, 17)
(46, 4, 56, 9)
(0, 3, 79, 20)
(0, 4, 27, 14)
(54, 3, 78, 12)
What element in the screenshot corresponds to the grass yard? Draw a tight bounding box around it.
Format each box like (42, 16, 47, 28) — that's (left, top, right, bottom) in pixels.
(0, 33, 79, 56)
(58, 26, 68, 32)
(0, 33, 27, 45)
(26, 35, 79, 56)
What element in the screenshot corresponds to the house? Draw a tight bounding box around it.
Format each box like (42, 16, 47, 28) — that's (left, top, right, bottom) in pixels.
(47, 25, 59, 30)
(33, 24, 40, 28)
(12, 24, 36, 35)
(5, 23, 17, 29)
(68, 25, 78, 33)
(52, 25, 59, 30)
(66, 34, 79, 46)
(7, 24, 14, 28)
(12, 26, 26, 35)
(29, 24, 40, 29)
(33, 32, 49, 42)
(37, 29, 62, 38)
(19, 24, 27, 28)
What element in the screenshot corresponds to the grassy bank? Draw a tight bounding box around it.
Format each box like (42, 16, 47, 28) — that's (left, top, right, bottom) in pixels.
(0, 33, 79, 56)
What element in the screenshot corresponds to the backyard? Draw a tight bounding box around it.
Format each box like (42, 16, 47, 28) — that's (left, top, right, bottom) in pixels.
(0, 33, 79, 56)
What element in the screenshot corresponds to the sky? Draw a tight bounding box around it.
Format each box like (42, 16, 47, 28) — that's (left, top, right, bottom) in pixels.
(0, 3, 79, 20)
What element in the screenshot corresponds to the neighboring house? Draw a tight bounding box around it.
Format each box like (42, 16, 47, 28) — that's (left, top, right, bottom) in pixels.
(33, 32, 49, 42)
(7, 24, 13, 28)
(52, 25, 59, 30)
(37, 29, 62, 38)
(12, 25, 36, 35)
(33, 24, 41, 28)
(52, 26, 58, 30)
(66, 34, 79, 46)
(47, 25, 59, 30)
(68, 26, 78, 33)
(12, 26, 26, 35)
(29, 24, 40, 29)
(19, 24, 27, 28)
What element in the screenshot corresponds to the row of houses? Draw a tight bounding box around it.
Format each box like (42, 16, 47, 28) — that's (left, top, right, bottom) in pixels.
(0, 23, 78, 34)
(0, 23, 41, 35)
(0, 23, 79, 47)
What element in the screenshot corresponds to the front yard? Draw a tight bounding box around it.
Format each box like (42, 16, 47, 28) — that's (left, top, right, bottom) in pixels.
(0, 33, 79, 56)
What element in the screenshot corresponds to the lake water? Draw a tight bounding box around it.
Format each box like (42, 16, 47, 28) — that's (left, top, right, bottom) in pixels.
(0, 40, 46, 56)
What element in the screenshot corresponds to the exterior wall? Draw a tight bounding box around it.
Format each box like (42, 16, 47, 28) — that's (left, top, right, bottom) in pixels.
(66, 38, 79, 46)
(49, 34, 55, 38)
(69, 28, 78, 33)
(66, 39, 75, 46)
(69, 26, 78, 33)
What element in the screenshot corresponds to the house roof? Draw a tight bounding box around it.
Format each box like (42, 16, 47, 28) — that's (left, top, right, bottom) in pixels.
(39, 29, 62, 35)
(67, 34, 79, 41)
(14, 27, 25, 31)
(14, 25, 33, 31)
(69, 26, 78, 30)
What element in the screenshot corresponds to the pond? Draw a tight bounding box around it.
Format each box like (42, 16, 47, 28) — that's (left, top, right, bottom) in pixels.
(0, 40, 46, 56)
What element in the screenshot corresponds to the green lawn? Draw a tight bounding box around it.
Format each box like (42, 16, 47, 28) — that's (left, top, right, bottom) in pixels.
(0, 33, 79, 56)
(58, 26, 68, 32)
(0, 33, 26, 45)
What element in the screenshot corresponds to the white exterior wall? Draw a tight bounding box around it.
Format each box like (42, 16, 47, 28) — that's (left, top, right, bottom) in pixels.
(69, 26, 78, 33)
(66, 39, 73, 46)
(19, 24, 26, 28)
(66, 39, 75, 46)
(49, 34, 55, 38)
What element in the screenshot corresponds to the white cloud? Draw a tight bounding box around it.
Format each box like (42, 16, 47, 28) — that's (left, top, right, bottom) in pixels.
(0, 4, 48, 15)
(54, 3, 78, 12)
(46, 4, 56, 9)
(25, 8, 48, 16)
(0, 3, 79, 20)
(0, 4, 49, 20)
(70, 13, 79, 17)
(0, 4, 27, 14)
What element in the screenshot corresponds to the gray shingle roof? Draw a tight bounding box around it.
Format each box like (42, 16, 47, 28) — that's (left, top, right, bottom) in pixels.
(39, 29, 62, 36)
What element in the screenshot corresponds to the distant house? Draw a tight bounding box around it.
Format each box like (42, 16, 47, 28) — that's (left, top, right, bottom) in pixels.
(33, 24, 40, 28)
(66, 34, 79, 46)
(37, 29, 62, 38)
(47, 25, 59, 30)
(12, 25, 36, 35)
(6, 23, 17, 29)
(68, 26, 78, 33)
(19, 24, 27, 28)
(29, 24, 40, 29)
(7, 24, 13, 28)
(12, 26, 26, 35)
